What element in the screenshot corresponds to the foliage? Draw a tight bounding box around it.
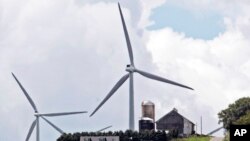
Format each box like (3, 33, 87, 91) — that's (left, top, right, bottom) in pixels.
(171, 135, 211, 141)
(218, 97, 250, 129)
(223, 132, 229, 141)
(233, 110, 250, 125)
(57, 130, 171, 141)
(169, 129, 179, 138)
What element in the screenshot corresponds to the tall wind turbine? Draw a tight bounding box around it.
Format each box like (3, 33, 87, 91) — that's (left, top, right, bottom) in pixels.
(90, 3, 194, 130)
(12, 73, 87, 141)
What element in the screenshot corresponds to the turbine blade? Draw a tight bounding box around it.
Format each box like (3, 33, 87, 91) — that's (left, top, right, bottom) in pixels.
(135, 69, 194, 90)
(12, 73, 38, 112)
(41, 116, 64, 134)
(96, 125, 112, 132)
(206, 126, 223, 136)
(26, 119, 37, 141)
(90, 73, 129, 117)
(37, 111, 87, 117)
(118, 3, 134, 66)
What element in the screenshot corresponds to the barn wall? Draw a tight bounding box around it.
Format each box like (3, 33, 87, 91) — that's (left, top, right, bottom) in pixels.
(156, 112, 184, 133)
(183, 118, 193, 135)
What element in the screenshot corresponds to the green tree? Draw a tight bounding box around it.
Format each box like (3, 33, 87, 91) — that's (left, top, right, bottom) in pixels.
(234, 110, 250, 125)
(218, 97, 250, 129)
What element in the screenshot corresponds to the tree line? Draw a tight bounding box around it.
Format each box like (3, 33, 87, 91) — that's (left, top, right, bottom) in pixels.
(57, 130, 172, 141)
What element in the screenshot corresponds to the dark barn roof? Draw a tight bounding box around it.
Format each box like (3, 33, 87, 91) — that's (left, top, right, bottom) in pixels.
(156, 108, 194, 125)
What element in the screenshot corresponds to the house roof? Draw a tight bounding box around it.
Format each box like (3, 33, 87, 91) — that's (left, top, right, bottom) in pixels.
(156, 108, 195, 125)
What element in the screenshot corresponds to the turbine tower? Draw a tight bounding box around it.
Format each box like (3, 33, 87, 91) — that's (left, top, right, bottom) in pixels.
(12, 73, 87, 141)
(90, 3, 194, 130)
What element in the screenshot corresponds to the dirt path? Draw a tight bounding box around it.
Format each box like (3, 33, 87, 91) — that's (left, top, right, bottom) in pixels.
(210, 137, 224, 141)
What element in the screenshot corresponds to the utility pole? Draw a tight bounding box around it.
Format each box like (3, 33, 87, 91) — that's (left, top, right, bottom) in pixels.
(200, 116, 202, 135)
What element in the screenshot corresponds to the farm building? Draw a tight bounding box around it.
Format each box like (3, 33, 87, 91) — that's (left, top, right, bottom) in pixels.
(156, 108, 195, 136)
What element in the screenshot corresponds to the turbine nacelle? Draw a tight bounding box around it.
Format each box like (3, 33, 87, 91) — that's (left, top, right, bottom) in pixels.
(34, 113, 39, 117)
(126, 64, 135, 72)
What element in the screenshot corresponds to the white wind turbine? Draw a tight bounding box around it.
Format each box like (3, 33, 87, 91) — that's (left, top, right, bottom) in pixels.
(90, 3, 194, 130)
(12, 73, 87, 141)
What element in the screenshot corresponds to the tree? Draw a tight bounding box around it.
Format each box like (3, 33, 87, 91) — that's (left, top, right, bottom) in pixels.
(218, 97, 250, 129)
(57, 130, 170, 141)
(234, 111, 250, 125)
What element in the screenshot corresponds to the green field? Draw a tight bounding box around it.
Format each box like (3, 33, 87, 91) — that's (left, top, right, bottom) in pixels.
(171, 136, 211, 141)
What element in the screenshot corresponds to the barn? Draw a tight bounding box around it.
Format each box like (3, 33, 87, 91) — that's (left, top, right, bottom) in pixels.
(156, 108, 195, 136)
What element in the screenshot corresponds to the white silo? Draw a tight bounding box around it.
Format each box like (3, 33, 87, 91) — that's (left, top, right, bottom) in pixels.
(139, 100, 155, 132)
(141, 100, 155, 121)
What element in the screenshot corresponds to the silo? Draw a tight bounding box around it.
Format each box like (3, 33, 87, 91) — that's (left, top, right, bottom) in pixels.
(141, 100, 155, 122)
(139, 117, 154, 132)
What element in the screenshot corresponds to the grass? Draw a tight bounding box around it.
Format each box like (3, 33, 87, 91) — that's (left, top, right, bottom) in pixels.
(171, 136, 211, 141)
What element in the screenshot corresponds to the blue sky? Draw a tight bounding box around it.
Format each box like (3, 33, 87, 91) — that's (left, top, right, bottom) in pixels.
(148, 3, 225, 40)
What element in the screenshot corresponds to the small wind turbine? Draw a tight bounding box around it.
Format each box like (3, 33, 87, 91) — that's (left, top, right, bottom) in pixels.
(12, 73, 87, 141)
(90, 3, 194, 130)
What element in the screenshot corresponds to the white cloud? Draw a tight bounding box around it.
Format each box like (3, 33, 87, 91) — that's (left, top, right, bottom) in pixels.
(1, 0, 250, 140)
(145, 1, 250, 135)
(0, 0, 165, 140)
(0, 1, 139, 140)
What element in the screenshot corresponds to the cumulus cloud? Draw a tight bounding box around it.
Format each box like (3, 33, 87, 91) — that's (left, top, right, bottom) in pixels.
(0, 0, 142, 140)
(0, 0, 162, 140)
(1, 0, 250, 140)
(145, 0, 250, 136)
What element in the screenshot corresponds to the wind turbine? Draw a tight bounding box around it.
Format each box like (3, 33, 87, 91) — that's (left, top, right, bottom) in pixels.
(90, 3, 194, 130)
(12, 73, 87, 141)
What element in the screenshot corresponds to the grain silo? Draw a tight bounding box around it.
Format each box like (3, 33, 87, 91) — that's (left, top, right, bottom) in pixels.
(141, 100, 155, 121)
(139, 100, 155, 132)
(139, 117, 155, 132)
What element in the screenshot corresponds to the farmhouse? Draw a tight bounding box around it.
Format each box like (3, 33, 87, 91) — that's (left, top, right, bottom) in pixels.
(156, 108, 195, 136)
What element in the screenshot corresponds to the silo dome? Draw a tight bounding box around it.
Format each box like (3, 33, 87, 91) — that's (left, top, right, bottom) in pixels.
(141, 100, 155, 122)
(142, 100, 154, 106)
